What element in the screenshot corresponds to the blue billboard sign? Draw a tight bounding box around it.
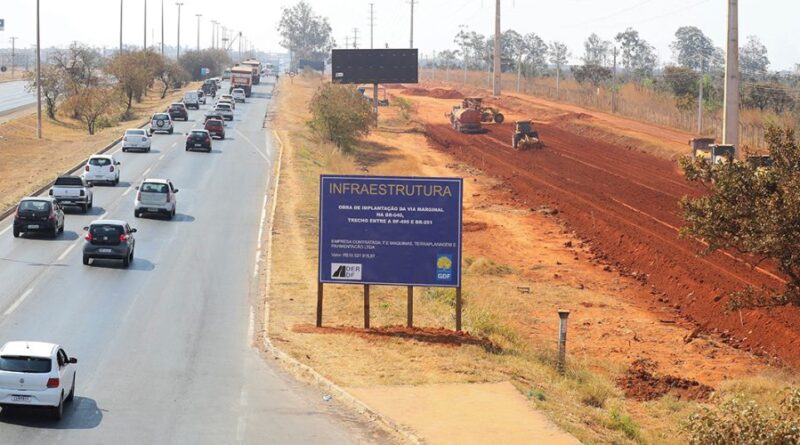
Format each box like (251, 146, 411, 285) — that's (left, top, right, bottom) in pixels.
(319, 175, 463, 287)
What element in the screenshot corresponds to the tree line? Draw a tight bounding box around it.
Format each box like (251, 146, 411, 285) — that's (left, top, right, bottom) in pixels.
(432, 26, 798, 117)
(26, 44, 231, 135)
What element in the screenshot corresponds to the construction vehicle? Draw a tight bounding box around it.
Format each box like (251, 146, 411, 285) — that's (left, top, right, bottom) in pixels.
(463, 97, 504, 124)
(241, 59, 262, 85)
(229, 65, 253, 97)
(690, 138, 736, 164)
(747, 154, 773, 174)
(512, 120, 543, 150)
(447, 104, 483, 133)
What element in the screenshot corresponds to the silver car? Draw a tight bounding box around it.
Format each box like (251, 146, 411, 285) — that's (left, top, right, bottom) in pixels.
(134, 179, 178, 219)
(82, 220, 137, 267)
(215, 103, 233, 121)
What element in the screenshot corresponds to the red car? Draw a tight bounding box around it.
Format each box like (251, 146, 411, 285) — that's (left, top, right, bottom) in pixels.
(204, 119, 225, 139)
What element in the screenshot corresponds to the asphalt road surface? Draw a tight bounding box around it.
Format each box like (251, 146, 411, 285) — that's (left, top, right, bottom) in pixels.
(0, 81, 370, 444)
(0, 81, 35, 115)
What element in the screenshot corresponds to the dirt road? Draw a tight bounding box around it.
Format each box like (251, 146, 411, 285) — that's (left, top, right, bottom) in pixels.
(424, 117, 800, 367)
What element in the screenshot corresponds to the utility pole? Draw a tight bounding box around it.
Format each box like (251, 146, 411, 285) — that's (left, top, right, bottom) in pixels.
(175, 2, 183, 60)
(369, 3, 375, 49)
(120, 0, 124, 53)
(36, 0, 42, 139)
(211, 20, 217, 49)
(345, 35, 349, 49)
(722, 0, 739, 147)
(144, 0, 147, 49)
(160, 0, 164, 56)
(195, 14, 202, 51)
(9, 37, 17, 79)
(352, 28, 359, 49)
(492, 0, 500, 96)
(409, 0, 416, 48)
(612, 47, 618, 113)
(238, 31, 242, 62)
(697, 56, 704, 134)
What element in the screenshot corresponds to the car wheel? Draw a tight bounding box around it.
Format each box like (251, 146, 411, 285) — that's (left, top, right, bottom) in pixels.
(185, 146, 190, 151)
(169, 128, 174, 134)
(83, 254, 90, 265)
(52, 225, 59, 239)
(66, 375, 75, 402)
(13, 228, 20, 238)
(220, 134, 225, 140)
(134, 210, 141, 218)
(52, 397, 64, 420)
(114, 177, 119, 186)
(122, 147, 127, 153)
(147, 147, 151, 153)
(59, 223, 64, 234)
(88, 199, 93, 209)
(81, 204, 88, 214)
(171, 208, 176, 219)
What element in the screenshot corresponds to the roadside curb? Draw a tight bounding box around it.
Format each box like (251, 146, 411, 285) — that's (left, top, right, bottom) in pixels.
(0, 85, 194, 222)
(261, 129, 425, 445)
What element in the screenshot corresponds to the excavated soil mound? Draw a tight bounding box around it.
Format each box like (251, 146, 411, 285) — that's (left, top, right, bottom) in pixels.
(617, 359, 713, 401)
(423, 121, 800, 367)
(401, 87, 464, 99)
(293, 324, 501, 353)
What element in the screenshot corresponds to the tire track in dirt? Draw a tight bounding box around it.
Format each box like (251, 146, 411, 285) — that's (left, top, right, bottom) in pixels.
(425, 122, 800, 367)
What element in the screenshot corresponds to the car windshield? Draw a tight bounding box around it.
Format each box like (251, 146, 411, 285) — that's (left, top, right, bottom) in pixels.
(126, 129, 146, 136)
(216, 104, 231, 111)
(206, 120, 223, 127)
(170, 105, 184, 110)
(191, 131, 208, 137)
(90, 224, 123, 238)
(153, 113, 169, 120)
(0, 356, 52, 373)
(89, 158, 112, 167)
(19, 200, 51, 212)
(141, 183, 169, 193)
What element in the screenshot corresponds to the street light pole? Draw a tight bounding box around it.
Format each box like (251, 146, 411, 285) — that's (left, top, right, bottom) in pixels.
(143, 0, 147, 50)
(211, 20, 217, 49)
(161, 0, 164, 56)
(175, 2, 183, 60)
(119, 0, 124, 53)
(195, 14, 202, 51)
(36, 0, 42, 139)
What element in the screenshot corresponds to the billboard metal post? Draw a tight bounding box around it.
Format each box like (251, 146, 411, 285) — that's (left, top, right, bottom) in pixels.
(407, 286, 413, 328)
(316, 282, 324, 327)
(456, 287, 462, 331)
(373, 83, 379, 127)
(364, 284, 371, 329)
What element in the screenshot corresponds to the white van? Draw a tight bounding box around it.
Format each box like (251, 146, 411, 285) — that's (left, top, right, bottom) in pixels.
(183, 91, 200, 110)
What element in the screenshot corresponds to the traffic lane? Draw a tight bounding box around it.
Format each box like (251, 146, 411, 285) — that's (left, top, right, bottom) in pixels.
(0, 82, 361, 443)
(0, 81, 35, 114)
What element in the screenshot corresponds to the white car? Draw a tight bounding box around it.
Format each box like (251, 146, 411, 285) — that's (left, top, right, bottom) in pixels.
(149, 112, 174, 135)
(215, 103, 233, 121)
(122, 128, 152, 153)
(84, 154, 121, 186)
(218, 94, 235, 109)
(134, 178, 178, 219)
(183, 91, 200, 110)
(0, 341, 77, 420)
(232, 88, 246, 103)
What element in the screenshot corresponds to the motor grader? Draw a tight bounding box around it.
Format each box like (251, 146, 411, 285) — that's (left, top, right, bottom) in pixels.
(512, 120, 543, 150)
(462, 98, 504, 124)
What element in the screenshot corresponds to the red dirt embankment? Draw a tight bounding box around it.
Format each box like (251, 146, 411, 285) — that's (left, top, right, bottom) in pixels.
(401, 87, 464, 99)
(425, 121, 800, 367)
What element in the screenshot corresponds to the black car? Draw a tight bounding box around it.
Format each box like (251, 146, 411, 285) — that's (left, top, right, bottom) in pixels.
(185, 130, 212, 152)
(13, 197, 65, 238)
(168, 103, 189, 121)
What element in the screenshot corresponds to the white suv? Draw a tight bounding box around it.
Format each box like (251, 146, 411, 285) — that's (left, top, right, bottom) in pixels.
(149, 112, 174, 135)
(84, 155, 121, 186)
(0, 341, 77, 420)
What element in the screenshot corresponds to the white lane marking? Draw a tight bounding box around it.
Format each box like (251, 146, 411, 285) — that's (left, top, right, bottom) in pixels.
(158, 153, 166, 160)
(234, 130, 269, 162)
(56, 241, 79, 262)
(142, 167, 152, 177)
(248, 307, 255, 339)
(236, 387, 248, 441)
(0, 225, 10, 237)
(122, 186, 133, 196)
(5, 288, 34, 316)
(252, 250, 260, 276)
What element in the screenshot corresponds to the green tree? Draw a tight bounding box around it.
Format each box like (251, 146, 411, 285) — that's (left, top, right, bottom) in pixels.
(178, 49, 231, 81)
(582, 33, 611, 67)
(670, 26, 722, 72)
(663, 65, 700, 110)
(65, 85, 122, 135)
(680, 126, 800, 307)
(155, 57, 189, 98)
(278, 1, 334, 69)
(740, 35, 770, 80)
(572, 64, 612, 87)
(548, 41, 570, 91)
(521, 32, 548, 77)
(107, 51, 152, 113)
(25, 65, 65, 119)
(308, 84, 372, 152)
(615, 27, 657, 83)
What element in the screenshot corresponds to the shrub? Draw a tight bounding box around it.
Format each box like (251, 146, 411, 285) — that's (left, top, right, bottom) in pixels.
(308, 83, 373, 152)
(684, 388, 800, 444)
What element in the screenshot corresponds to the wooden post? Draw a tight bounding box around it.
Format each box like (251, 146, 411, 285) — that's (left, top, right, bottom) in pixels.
(407, 286, 413, 328)
(455, 286, 462, 331)
(364, 284, 370, 329)
(557, 310, 570, 374)
(316, 282, 324, 327)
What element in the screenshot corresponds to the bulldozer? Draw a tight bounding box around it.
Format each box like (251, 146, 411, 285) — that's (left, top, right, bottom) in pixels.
(512, 120, 543, 150)
(463, 98, 504, 124)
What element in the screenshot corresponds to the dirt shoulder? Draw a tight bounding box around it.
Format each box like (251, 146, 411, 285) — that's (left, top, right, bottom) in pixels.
(268, 76, 798, 444)
(0, 82, 198, 211)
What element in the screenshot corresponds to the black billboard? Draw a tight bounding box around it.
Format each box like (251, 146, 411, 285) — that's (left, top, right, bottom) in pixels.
(331, 49, 418, 84)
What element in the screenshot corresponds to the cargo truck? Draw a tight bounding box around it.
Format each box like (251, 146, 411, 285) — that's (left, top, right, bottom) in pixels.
(241, 59, 262, 85)
(229, 66, 253, 97)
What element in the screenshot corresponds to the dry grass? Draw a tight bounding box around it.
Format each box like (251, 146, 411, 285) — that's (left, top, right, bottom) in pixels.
(0, 82, 198, 210)
(268, 73, 800, 444)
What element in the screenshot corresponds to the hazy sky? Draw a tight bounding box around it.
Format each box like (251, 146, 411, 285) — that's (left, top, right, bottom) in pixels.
(2, 0, 799, 70)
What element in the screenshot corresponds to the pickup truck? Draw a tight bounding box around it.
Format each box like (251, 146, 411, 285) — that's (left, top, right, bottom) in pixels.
(49, 175, 94, 213)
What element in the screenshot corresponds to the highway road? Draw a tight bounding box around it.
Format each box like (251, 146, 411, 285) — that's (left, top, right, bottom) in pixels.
(0, 81, 36, 115)
(0, 81, 372, 444)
